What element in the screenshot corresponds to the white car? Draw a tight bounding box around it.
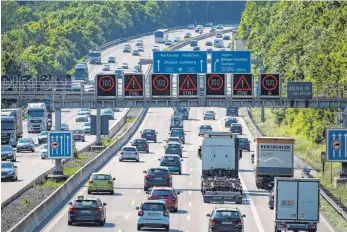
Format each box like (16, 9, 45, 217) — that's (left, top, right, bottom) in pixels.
(137, 46, 144, 52)
(198, 124, 213, 136)
(75, 111, 89, 122)
(119, 146, 139, 162)
(174, 36, 181, 42)
(203, 111, 216, 120)
(136, 39, 143, 46)
(152, 46, 160, 52)
(164, 137, 182, 147)
(82, 122, 91, 134)
(40, 144, 48, 159)
(102, 64, 111, 71)
(121, 63, 129, 69)
(80, 108, 91, 115)
(136, 200, 170, 231)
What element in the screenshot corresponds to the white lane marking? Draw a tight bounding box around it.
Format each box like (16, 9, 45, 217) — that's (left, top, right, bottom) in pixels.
(189, 191, 192, 195)
(141, 180, 144, 184)
(125, 214, 129, 220)
(131, 200, 135, 205)
(187, 215, 191, 220)
(118, 230, 122, 232)
(137, 189, 140, 194)
(190, 174, 192, 178)
(190, 168, 192, 171)
(190, 162, 192, 166)
(189, 181, 192, 186)
(189, 202, 192, 207)
(320, 215, 338, 232)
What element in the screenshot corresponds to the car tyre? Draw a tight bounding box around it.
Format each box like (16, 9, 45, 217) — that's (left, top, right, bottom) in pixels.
(144, 186, 148, 191)
(119, 159, 123, 162)
(164, 225, 169, 231)
(12, 157, 16, 162)
(88, 190, 92, 194)
(173, 208, 178, 213)
(110, 190, 114, 195)
(17, 150, 21, 153)
(38, 140, 41, 145)
(68, 220, 73, 226)
(136, 159, 139, 162)
(178, 171, 182, 175)
(137, 225, 142, 231)
(31, 148, 35, 153)
(146, 150, 149, 153)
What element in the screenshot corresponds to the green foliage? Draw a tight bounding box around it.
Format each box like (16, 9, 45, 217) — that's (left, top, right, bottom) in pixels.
(35, 179, 63, 189)
(238, 1, 347, 143)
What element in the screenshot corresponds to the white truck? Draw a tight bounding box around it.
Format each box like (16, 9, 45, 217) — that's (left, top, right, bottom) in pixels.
(1, 109, 23, 146)
(27, 103, 49, 133)
(200, 132, 243, 204)
(254, 137, 294, 189)
(274, 178, 320, 232)
(170, 115, 183, 131)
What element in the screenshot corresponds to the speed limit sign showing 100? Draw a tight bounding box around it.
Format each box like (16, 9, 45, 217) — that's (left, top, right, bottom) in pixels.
(260, 74, 281, 98)
(151, 74, 171, 96)
(96, 74, 116, 97)
(206, 74, 225, 96)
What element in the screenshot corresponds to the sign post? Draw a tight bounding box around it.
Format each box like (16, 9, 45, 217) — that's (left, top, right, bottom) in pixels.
(232, 74, 253, 98)
(151, 74, 171, 96)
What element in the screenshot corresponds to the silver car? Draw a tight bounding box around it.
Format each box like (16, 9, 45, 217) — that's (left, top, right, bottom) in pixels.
(38, 131, 48, 144)
(41, 144, 48, 159)
(1, 145, 16, 162)
(76, 111, 89, 122)
(1, 161, 18, 181)
(16, 138, 35, 153)
(82, 122, 91, 134)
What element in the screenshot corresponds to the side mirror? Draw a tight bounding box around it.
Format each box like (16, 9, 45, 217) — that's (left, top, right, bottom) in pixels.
(113, 178, 116, 181)
(68, 202, 72, 205)
(143, 170, 147, 173)
(14, 166, 17, 169)
(158, 158, 161, 161)
(177, 192, 181, 195)
(242, 214, 246, 218)
(103, 203, 107, 206)
(206, 213, 211, 217)
(136, 207, 140, 210)
(181, 159, 183, 161)
(156, 132, 158, 134)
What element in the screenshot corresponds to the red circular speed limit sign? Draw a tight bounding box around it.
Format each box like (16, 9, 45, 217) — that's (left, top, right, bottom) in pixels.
(152, 75, 169, 91)
(98, 75, 115, 92)
(207, 74, 224, 91)
(262, 74, 278, 91)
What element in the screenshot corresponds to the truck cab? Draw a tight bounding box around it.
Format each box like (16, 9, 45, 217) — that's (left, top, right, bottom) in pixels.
(1, 109, 23, 146)
(88, 50, 101, 64)
(27, 103, 48, 133)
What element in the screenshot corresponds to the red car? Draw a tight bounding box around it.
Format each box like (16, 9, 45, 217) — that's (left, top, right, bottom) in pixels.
(146, 187, 180, 212)
(72, 129, 85, 142)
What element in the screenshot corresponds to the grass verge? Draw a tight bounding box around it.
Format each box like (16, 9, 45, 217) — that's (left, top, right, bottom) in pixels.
(34, 179, 63, 189)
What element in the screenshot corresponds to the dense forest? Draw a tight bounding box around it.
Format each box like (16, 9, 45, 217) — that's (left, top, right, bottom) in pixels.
(237, 1, 347, 143)
(1, 1, 244, 76)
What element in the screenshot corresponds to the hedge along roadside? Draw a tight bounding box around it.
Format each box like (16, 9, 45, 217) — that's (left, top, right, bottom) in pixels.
(8, 108, 148, 232)
(0, 108, 130, 210)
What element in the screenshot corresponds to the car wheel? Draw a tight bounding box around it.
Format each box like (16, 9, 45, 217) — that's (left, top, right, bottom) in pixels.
(12, 157, 16, 162)
(178, 171, 182, 175)
(119, 159, 123, 162)
(17, 150, 21, 153)
(173, 208, 178, 213)
(99, 219, 105, 226)
(110, 190, 114, 195)
(146, 150, 149, 153)
(164, 225, 169, 231)
(137, 225, 142, 231)
(32, 149, 35, 153)
(14, 175, 18, 181)
(136, 159, 139, 162)
(38, 140, 41, 145)
(144, 186, 148, 191)
(154, 140, 157, 143)
(68, 220, 73, 226)
(88, 190, 92, 194)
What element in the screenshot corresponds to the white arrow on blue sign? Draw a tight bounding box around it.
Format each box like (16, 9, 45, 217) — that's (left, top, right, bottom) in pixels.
(326, 128, 347, 162)
(48, 131, 73, 159)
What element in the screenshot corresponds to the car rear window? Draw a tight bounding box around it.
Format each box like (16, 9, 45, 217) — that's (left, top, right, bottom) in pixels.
(74, 200, 98, 208)
(123, 147, 136, 151)
(135, 139, 146, 144)
(213, 211, 240, 220)
(148, 169, 169, 176)
(144, 129, 154, 134)
(232, 124, 241, 127)
(1, 146, 12, 151)
(142, 203, 165, 211)
(168, 144, 180, 149)
(91, 174, 111, 180)
(168, 138, 180, 143)
(171, 130, 183, 137)
(152, 190, 173, 196)
(200, 125, 211, 129)
(40, 131, 48, 135)
(73, 130, 83, 134)
(162, 157, 179, 165)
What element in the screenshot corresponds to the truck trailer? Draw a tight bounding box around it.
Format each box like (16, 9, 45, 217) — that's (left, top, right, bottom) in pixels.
(1, 109, 23, 146)
(200, 132, 243, 204)
(274, 178, 320, 232)
(254, 137, 294, 189)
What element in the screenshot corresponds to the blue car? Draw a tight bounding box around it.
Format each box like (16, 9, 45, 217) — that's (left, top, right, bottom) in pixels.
(170, 128, 185, 144)
(159, 154, 183, 175)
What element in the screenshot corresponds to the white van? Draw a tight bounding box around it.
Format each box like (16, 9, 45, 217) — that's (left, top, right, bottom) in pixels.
(214, 38, 224, 48)
(170, 115, 183, 131)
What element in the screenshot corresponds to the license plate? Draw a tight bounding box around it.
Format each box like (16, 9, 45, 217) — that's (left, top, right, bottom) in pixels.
(159, 198, 167, 201)
(148, 213, 159, 216)
(222, 222, 233, 224)
(97, 187, 105, 190)
(155, 177, 162, 180)
(81, 210, 91, 213)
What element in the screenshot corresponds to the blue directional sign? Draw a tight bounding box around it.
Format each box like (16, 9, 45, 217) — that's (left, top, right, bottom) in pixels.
(48, 131, 73, 159)
(153, 51, 207, 74)
(326, 128, 347, 162)
(211, 51, 251, 73)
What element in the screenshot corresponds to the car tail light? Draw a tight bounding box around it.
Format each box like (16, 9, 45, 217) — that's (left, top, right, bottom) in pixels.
(209, 219, 216, 225)
(131, 144, 135, 146)
(145, 175, 152, 179)
(69, 207, 78, 213)
(164, 211, 169, 217)
(308, 224, 316, 229)
(108, 181, 113, 184)
(271, 192, 275, 198)
(147, 195, 152, 200)
(94, 207, 103, 214)
(279, 223, 286, 228)
(120, 152, 124, 154)
(236, 220, 243, 225)
(133, 152, 138, 155)
(138, 210, 143, 216)
(89, 181, 93, 184)
(144, 144, 148, 147)
(168, 176, 172, 180)
(172, 198, 176, 201)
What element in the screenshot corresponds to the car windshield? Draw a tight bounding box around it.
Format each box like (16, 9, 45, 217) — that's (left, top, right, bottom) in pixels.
(123, 147, 136, 151)
(73, 130, 83, 134)
(168, 144, 180, 149)
(1, 146, 12, 152)
(18, 138, 31, 143)
(91, 174, 111, 180)
(74, 200, 98, 209)
(122, 63, 128, 66)
(142, 203, 165, 211)
(40, 131, 48, 136)
(152, 190, 173, 196)
(109, 57, 115, 60)
(1, 162, 13, 168)
(84, 122, 90, 126)
(148, 169, 169, 176)
(78, 112, 87, 116)
(201, 125, 212, 129)
(213, 210, 240, 220)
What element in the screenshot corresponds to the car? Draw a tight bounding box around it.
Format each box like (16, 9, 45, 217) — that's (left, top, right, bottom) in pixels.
(190, 40, 198, 47)
(164, 137, 182, 146)
(184, 32, 192, 38)
(115, 67, 124, 78)
(165, 142, 183, 157)
(238, 138, 250, 151)
(224, 117, 238, 127)
(143, 167, 172, 191)
(119, 146, 139, 162)
(82, 122, 91, 134)
(204, 111, 216, 120)
(71, 83, 81, 92)
(108, 56, 116, 63)
(187, 24, 195, 29)
(16, 138, 35, 153)
(146, 186, 181, 212)
(159, 154, 183, 175)
(230, 123, 242, 134)
(174, 36, 181, 42)
(220, 48, 226, 51)
(68, 196, 107, 226)
(133, 65, 141, 73)
(195, 25, 203, 33)
(216, 33, 223, 38)
(152, 46, 160, 52)
(87, 173, 115, 195)
(268, 187, 275, 209)
(207, 48, 213, 54)
(75, 111, 89, 122)
(223, 35, 231, 40)
(121, 63, 129, 69)
(102, 64, 111, 71)
(136, 200, 170, 231)
(131, 138, 149, 153)
(101, 109, 115, 120)
(72, 129, 86, 142)
(206, 207, 246, 232)
(205, 41, 213, 46)
(85, 86, 95, 92)
(206, 22, 213, 27)
(174, 107, 189, 120)
(169, 128, 185, 144)
(1, 161, 18, 181)
(1, 145, 16, 162)
(132, 49, 140, 56)
(193, 46, 200, 51)
(40, 144, 48, 159)
(61, 123, 69, 131)
(80, 108, 91, 116)
(226, 107, 239, 116)
(140, 129, 157, 142)
(198, 124, 213, 136)
(210, 27, 216, 33)
(228, 42, 232, 48)
(216, 24, 224, 29)
(38, 131, 48, 144)
(136, 39, 143, 46)
(165, 40, 173, 46)
(137, 46, 144, 52)
(123, 44, 131, 52)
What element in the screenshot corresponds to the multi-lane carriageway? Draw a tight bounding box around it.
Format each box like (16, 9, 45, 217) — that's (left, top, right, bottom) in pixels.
(1, 28, 195, 205)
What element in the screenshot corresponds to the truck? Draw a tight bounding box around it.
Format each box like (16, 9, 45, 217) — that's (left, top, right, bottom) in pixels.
(1, 109, 23, 146)
(27, 103, 49, 133)
(254, 137, 294, 189)
(88, 50, 101, 64)
(200, 132, 243, 204)
(274, 178, 320, 232)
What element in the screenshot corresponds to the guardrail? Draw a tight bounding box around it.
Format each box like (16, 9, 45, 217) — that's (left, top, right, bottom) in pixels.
(243, 107, 347, 223)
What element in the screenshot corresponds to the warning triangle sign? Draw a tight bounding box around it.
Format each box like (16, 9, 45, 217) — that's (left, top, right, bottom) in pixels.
(125, 75, 143, 91)
(234, 75, 252, 91)
(180, 75, 197, 91)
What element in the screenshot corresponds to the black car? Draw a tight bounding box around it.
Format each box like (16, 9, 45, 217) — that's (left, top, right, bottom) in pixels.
(227, 107, 239, 116)
(143, 168, 172, 191)
(165, 142, 183, 157)
(190, 40, 198, 47)
(131, 138, 149, 153)
(207, 207, 246, 232)
(223, 35, 231, 40)
(193, 46, 200, 51)
(141, 129, 157, 143)
(238, 138, 250, 151)
(230, 123, 242, 134)
(68, 196, 107, 226)
(224, 118, 238, 127)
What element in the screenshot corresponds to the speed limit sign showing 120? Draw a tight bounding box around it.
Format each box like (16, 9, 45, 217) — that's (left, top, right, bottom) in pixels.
(151, 74, 171, 96)
(96, 74, 116, 97)
(206, 74, 225, 96)
(260, 74, 281, 98)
